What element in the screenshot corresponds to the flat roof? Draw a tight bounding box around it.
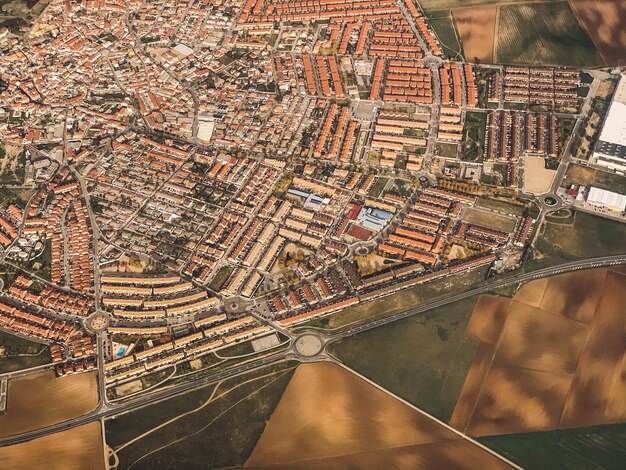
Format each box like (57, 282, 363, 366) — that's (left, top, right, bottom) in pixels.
(587, 186, 626, 211)
(597, 75, 626, 148)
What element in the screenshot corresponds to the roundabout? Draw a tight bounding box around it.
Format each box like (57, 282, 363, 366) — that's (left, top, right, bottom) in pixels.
(85, 313, 110, 333)
(293, 333, 324, 358)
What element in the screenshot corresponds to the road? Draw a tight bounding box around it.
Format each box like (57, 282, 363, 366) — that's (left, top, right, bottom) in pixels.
(1, 254, 625, 446)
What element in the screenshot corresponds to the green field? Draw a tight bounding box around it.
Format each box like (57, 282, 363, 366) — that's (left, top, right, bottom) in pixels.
(0, 330, 50, 373)
(421, 0, 537, 10)
(475, 196, 528, 216)
(461, 111, 487, 162)
(529, 211, 626, 270)
(428, 12, 463, 60)
(294, 265, 489, 333)
(495, 2, 603, 66)
(481, 423, 626, 470)
(106, 361, 297, 469)
(330, 296, 479, 421)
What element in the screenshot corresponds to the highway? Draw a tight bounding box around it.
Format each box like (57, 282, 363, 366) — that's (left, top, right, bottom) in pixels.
(1, 254, 625, 447)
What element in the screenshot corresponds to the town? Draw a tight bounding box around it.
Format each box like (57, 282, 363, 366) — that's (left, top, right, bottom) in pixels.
(0, 0, 625, 409)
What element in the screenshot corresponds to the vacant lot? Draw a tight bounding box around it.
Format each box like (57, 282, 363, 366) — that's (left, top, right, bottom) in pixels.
(451, 267, 626, 437)
(0, 371, 98, 437)
(523, 157, 555, 195)
(531, 210, 626, 269)
(0, 421, 104, 470)
(295, 265, 489, 332)
(481, 422, 626, 470)
(453, 7, 497, 62)
(569, 0, 626, 65)
(428, 13, 463, 60)
(330, 297, 479, 421)
(0, 330, 50, 373)
(562, 163, 626, 194)
(246, 362, 512, 469)
(496, 2, 603, 66)
(108, 362, 297, 470)
(461, 111, 487, 161)
(462, 207, 517, 232)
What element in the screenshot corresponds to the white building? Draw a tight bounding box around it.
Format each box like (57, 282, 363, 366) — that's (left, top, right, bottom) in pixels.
(586, 186, 626, 213)
(592, 74, 626, 173)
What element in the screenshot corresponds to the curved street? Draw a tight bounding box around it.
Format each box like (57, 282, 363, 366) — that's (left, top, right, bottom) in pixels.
(1, 253, 625, 447)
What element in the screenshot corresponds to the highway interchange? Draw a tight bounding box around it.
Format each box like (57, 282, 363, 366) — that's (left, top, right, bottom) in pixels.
(1, 253, 625, 447)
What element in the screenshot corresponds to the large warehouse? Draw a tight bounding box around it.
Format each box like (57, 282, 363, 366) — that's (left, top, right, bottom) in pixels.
(586, 186, 626, 213)
(592, 74, 626, 173)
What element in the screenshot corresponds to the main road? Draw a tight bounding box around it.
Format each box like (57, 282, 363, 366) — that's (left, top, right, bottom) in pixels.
(1, 254, 625, 447)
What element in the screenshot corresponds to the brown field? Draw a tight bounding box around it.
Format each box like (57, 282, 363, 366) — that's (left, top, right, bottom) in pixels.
(453, 6, 497, 63)
(0, 371, 98, 438)
(461, 207, 517, 232)
(569, 0, 626, 65)
(451, 268, 626, 437)
(514, 277, 548, 308)
(523, 157, 556, 195)
(246, 362, 512, 469)
(465, 295, 510, 345)
(0, 421, 104, 470)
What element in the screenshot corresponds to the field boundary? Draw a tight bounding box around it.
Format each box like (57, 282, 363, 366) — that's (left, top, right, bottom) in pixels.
(332, 360, 523, 469)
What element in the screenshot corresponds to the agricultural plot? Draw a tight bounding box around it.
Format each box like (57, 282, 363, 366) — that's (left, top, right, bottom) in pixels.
(453, 7, 497, 63)
(0, 422, 104, 470)
(481, 422, 626, 470)
(330, 297, 480, 421)
(246, 362, 513, 469)
(495, 2, 603, 66)
(451, 267, 626, 437)
(0, 371, 98, 438)
(569, 0, 626, 65)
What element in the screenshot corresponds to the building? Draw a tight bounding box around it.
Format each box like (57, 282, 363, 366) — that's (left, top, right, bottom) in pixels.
(592, 74, 626, 173)
(586, 186, 626, 213)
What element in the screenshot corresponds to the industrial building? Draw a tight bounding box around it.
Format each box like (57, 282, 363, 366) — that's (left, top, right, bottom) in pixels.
(586, 186, 626, 213)
(592, 74, 626, 173)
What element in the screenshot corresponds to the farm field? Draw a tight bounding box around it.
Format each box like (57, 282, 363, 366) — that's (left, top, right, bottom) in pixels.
(421, 0, 530, 10)
(495, 2, 603, 66)
(530, 210, 626, 270)
(107, 362, 297, 470)
(461, 207, 517, 232)
(245, 362, 513, 469)
(330, 297, 479, 422)
(569, 0, 626, 65)
(480, 422, 626, 470)
(453, 6, 497, 63)
(0, 370, 98, 438)
(450, 267, 626, 437)
(0, 422, 104, 470)
(523, 156, 556, 194)
(0, 329, 51, 373)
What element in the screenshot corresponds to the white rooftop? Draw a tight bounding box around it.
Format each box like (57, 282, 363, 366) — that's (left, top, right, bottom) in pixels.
(598, 74, 626, 147)
(587, 186, 626, 211)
